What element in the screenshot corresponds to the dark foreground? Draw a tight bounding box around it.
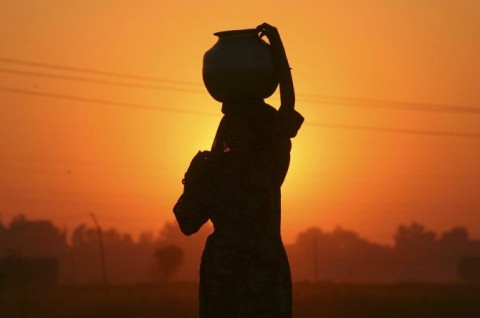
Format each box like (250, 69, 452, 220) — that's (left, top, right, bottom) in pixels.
(2, 282, 480, 318)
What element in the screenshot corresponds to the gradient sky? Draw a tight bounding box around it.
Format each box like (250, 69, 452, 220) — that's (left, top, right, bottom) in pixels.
(1, 0, 479, 244)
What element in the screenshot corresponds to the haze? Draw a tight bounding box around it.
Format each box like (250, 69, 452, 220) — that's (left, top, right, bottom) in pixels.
(1, 0, 479, 244)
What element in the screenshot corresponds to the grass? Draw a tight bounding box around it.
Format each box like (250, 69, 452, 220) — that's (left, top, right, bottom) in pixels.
(1, 282, 480, 317)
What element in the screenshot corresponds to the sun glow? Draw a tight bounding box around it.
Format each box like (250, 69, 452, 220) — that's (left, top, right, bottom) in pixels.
(2, 1, 480, 244)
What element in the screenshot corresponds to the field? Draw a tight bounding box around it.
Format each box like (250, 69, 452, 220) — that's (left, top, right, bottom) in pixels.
(2, 282, 480, 318)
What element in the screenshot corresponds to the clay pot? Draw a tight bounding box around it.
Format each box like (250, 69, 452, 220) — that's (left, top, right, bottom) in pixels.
(202, 29, 278, 103)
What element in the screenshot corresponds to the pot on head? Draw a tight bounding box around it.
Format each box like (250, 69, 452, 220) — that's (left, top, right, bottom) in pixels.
(202, 29, 278, 103)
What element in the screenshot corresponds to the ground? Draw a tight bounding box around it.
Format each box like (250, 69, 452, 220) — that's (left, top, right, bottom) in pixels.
(1, 282, 480, 318)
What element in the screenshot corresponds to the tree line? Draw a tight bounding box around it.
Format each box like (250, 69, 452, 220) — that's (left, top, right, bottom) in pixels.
(1, 215, 479, 285)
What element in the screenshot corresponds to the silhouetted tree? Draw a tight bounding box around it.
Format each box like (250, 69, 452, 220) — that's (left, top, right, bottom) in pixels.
(3, 215, 480, 284)
(0, 215, 69, 284)
(287, 226, 396, 282)
(441, 227, 469, 243)
(394, 223, 437, 254)
(5, 214, 68, 257)
(153, 245, 183, 283)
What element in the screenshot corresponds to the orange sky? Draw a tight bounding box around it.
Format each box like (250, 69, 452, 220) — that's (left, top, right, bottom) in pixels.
(1, 1, 480, 244)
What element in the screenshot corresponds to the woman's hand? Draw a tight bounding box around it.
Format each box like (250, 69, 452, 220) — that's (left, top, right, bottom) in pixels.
(256, 23, 282, 48)
(257, 23, 288, 64)
(256, 22, 295, 112)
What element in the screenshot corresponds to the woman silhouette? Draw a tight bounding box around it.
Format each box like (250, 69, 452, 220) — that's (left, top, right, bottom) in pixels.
(174, 22, 303, 318)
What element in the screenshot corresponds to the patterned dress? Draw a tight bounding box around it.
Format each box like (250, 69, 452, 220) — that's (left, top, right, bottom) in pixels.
(174, 101, 303, 318)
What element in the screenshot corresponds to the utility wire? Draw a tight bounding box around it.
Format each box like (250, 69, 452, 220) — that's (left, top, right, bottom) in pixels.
(307, 121, 480, 138)
(1, 86, 479, 139)
(0, 86, 217, 117)
(0, 68, 204, 93)
(298, 95, 480, 114)
(0, 57, 200, 86)
(2, 57, 480, 114)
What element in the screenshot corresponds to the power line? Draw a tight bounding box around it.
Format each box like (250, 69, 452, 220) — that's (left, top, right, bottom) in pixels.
(0, 68, 204, 93)
(2, 56, 480, 115)
(308, 121, 480, 139)
(2, 65, 480, 115)
(0, 86, 218, 117)
(0, 57, 200, 86)
(1, 86, 479, 139)
(298, 95, 480, 114)
(0, 155, 170, 169)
